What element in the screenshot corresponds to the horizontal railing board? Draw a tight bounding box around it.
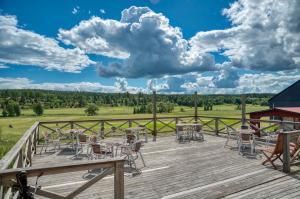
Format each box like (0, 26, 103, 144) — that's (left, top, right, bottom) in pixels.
(0, 158, 124, 184)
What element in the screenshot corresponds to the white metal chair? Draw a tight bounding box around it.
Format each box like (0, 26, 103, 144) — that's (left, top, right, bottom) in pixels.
(193, 124, 204, 141)
(40, 131, 60, 154)
(177, 126, 191, 143)
(238, 131, 255, 155)
(121, 141, 146, 170)
(224, 127, 239, 147)
(138, 125, 148, 143)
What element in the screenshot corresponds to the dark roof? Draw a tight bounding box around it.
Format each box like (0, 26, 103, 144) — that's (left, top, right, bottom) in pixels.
(268, 80, 300, 103)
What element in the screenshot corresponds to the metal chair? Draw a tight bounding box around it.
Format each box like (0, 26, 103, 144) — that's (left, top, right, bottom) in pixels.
(90, 144, 112, 159)
(193, 124, 204, 141)
(224, 127, 239, 147)
(40, 131, 60, 154)
(124, 130, 136, 145)
(177, 126, 190, 143)
(138, 125, 148, 143)
(238, 131, 255, 155)
(121, 141, 146, 170)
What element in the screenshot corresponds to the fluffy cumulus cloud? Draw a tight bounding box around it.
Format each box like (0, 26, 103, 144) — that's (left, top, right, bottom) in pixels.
(0, 77, 146, 93)
(58, 6, 216, 78)
(191, 0, 300, 71)
(0, 15, 95, 73)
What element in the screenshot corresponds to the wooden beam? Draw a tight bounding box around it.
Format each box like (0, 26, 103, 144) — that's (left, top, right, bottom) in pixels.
(153, 91, 157, 141)
(282, 132, 290, 173)
(0, 159, 124, 184)
(114, 161, 124, 199)
(194, 91, 198, 122)
(66, 168, 113, 198)
(29, 187, 66, 199)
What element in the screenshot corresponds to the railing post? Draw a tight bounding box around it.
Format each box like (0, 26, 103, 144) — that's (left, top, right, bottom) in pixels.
(70, 121, 74, 130)
(282, 132, 290, 173)
(153, 91, 157, 142)
(128, 119, 132, 128)
(175, 117, 179, 138)
(100, 121, 105, 138)
(215, 118, 219, 135)
(37, 123, 40, 145)
(17, 150, 23, 168)
(194, 91, 198, 123)
(114, 161, 124, 199)
(34, 126, 38, 154)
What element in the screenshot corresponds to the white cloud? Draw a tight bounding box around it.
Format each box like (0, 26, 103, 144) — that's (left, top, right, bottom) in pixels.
(190, 0, 300, 71)
(59, 6, 216, 78)
(72, 6, 79, 15)
(0, 77, 146, 93)
(100, 9, 106, 14)
(0, 63, 9, 69)
(0, 15, 95, 73)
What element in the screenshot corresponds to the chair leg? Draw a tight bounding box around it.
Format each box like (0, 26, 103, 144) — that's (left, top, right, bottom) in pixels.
(139, 151, 146, 167)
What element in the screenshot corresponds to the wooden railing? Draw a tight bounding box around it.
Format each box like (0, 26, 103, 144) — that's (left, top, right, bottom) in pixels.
(281, 130, 300, 173)
(0, 158, 124, 199)
(2, 115, 300, 171)
(1, 115, 300, 198)
(0, 121, 39, 170)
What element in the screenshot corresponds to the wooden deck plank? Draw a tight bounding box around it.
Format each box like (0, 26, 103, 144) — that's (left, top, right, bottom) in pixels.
(27, 134, 300, 199)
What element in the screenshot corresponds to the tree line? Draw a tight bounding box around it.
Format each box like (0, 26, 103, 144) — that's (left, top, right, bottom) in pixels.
(0, 89, 273, 117)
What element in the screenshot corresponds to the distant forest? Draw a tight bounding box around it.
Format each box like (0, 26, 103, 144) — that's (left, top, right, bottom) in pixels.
(0, 89, 273, 110)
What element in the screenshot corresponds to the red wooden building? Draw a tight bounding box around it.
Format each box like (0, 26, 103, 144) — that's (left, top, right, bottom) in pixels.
(249, 80, 300, 131)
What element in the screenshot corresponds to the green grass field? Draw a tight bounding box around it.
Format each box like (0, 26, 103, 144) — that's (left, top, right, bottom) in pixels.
(0, 104, 267, 158)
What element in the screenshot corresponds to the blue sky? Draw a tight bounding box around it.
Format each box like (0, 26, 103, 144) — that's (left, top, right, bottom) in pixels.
(0, 0, 299, 94)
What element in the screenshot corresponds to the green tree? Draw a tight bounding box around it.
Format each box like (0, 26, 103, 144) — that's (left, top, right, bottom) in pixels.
(2, 109, 8, 117)
(33, 103, 44, 116)
(85, 103, 99, 116)
(14, 103, 21, 116)
(6, 102, 15, 117)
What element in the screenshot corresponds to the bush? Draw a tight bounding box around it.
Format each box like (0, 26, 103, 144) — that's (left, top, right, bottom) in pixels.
(2, 109, 8, 117)
(180, 107, 185, 112)
(85, 103, 99, 116)
(33, 103, 44, 116)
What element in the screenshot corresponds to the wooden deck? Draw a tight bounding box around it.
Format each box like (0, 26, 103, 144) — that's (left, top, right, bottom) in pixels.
(30, 134, 300, 199)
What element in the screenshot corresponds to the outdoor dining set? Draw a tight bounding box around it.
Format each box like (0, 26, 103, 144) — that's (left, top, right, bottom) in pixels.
(176, 123, 204, 143)
(225, 127, 300, 169)
(40, 126, 147, 171)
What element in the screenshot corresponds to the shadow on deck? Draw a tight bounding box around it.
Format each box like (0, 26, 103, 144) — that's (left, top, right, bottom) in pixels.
(31, 134, 300, 199)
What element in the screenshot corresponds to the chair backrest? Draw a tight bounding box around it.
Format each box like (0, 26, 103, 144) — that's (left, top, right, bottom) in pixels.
(126, 133, 136, 144)
(195, 124, 201, 132)
(177, 126, 184, 131)
(89, 135, 97, 144)
(132, 141, 143, 152)
(79, 134, 87, 142)
(240, 133, 252, 141)
(91, 144, 101, 154)
(273, 133, 284, 155)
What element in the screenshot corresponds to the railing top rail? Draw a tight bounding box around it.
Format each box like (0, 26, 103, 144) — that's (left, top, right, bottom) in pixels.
(281, 130, 300, 134)
(37, 115, 300, 125)
(0, 121, 39, 170)
(38, 115, 196, 124)
(0, 158, 124, 183)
